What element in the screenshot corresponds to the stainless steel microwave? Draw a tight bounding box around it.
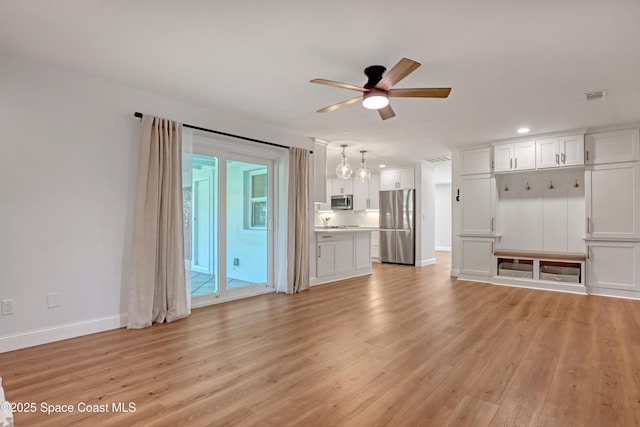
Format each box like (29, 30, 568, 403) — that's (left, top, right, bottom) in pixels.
(331, 195, 353, 210)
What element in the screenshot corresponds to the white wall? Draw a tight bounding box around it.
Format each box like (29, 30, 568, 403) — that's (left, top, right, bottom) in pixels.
(435, 183, 452, 250)
(434, 163, 452, 251)
(417, 163, 436, 266)
(0, 52, 311, 351)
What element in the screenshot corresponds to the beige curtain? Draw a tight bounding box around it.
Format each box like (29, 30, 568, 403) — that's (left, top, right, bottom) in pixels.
(128, 115, 190, 329)
(287, 147, 310, 293)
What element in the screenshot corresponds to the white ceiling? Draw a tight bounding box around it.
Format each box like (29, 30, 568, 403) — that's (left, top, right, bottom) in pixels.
(2, 0, 640, 171)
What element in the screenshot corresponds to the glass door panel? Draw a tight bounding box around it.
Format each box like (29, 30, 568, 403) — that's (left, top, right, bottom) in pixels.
(188, 154, 219, 297)
(225, 159, 269, 290)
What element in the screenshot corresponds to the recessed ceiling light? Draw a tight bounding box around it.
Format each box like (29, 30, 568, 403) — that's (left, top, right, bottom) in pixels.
(517, 127, 530, 134)
(379, 164, 386, 168)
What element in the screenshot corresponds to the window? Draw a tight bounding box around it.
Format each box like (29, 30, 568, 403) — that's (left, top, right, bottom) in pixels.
(246, 169, 267, 229)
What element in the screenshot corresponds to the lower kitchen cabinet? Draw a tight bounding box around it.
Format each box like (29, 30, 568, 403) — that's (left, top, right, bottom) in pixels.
(459, 237, 495, 277)
(315, 230, 373, 284)
(587, 240, 640, 296)
(370, 231, 380, 261)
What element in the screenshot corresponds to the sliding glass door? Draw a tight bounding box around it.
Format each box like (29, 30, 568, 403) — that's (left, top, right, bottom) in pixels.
(185, 148, 273, 305)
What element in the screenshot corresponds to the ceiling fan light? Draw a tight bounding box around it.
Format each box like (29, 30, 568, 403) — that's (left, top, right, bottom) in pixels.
(362, 89, 389, 110)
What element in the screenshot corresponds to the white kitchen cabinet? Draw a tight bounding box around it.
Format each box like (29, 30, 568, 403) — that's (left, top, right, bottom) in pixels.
(380, 168, 415, 190)
(368, 173, 380, 209)
(587, 241, 640, 292)
(355, 232, 372, 269)
(331, 177, 353, 196)
(317, 232, 355, 277)
(352, 173, 379, 210)
(317, 179, 332, 211)
(317, 240, 336, 277)
(536, 135, 584, 169)
(461, 174, 496, 235)
(353, 178, 368, 211)
(460, 237, 495, 276)
(586, 162, 640, 239)
(314, 142, 327, 203)
(494, 140, 536, 172)
(461, 147, 493, 175)
(371, 231, 380, 261)
(585, 128, 640, 165)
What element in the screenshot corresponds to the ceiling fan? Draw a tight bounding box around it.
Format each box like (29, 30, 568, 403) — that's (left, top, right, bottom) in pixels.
(310, 58, 451, 120)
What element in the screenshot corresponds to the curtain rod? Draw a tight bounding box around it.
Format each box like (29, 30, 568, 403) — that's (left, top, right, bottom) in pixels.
(133, 112, 312, 153)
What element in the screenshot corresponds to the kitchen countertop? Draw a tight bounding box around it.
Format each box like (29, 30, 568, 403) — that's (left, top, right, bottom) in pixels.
(315, 226, 379, 233)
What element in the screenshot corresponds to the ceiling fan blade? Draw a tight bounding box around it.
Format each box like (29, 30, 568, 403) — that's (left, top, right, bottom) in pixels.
(388, 88, 451, 98)
(378, 104, 396, 120)
(310, 79, 367, 92)
(376, 58, 421, 90)
(317, 96, 362, 113)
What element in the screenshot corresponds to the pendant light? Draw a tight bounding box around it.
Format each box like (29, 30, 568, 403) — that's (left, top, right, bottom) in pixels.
(355, 150, 371, 182)
(336, 144, 353, 179)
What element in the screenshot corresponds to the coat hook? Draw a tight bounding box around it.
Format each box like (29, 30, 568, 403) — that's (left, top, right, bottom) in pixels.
(504, 184, 509, 191)
(526, 182, 531, 190)
(575, 179, 579, 188)
(549, 181, 554, 189)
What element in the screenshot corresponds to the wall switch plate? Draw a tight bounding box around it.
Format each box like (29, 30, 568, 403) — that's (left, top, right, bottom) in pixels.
(1, 299, 14, 315)
(47, 292, 60, 308)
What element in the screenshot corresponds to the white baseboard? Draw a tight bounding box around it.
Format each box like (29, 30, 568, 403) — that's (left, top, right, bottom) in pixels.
(435, 246, 452, 252)
(587, 286, 640, 300)
(451, 268, 459, 277)
(416, 258, 436, 267)
(0, 313, 128, 353)
(311, 268, 373, 287)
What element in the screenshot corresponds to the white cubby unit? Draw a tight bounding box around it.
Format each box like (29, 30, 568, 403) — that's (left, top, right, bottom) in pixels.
(456, 127, 640, 299)
(494, 250, 586, 294)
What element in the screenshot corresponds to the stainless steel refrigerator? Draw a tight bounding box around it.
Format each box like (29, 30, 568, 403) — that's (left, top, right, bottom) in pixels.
(379, 189, 415, 265)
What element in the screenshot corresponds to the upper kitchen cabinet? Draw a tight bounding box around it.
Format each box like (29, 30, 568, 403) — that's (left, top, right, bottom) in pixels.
(536, 134, 584, 169)
(353, 173, 380, 210)
(461, 147, 493, 175)
(331, 176, 353, 196)
(585, 128, 640, 165)
(313, 141, 328, 203)
(494, 140, 536, 172)
(461, 174, 496, 235)
(586, 162, 640, 239)
(380, 167, 415, 190)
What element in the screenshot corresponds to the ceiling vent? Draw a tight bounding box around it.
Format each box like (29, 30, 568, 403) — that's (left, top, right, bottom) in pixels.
(583, 90, 607, 102)
(425, 155, 452, 163)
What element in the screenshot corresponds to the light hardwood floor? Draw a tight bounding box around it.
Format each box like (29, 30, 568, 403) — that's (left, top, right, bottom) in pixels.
(2, 252, 640, 426)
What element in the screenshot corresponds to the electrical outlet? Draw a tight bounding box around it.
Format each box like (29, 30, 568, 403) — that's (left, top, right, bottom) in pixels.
(1, 299, 14, 316)
(47, 292, 60, 308)
(233, 258, 239, 266)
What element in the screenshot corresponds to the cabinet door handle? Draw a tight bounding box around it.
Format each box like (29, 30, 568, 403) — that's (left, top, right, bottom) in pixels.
(490, 241, 494, 253)
(491, 217, 495, 232)
(587, 217, 591, 234)
(366, 199, 370, 209)
(510, 158, 513, 169)
(318, 246, 321, 258)
(586, 150, 589, 161)
(556, 153, 560, 164)
(561, 153, 566, 164)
